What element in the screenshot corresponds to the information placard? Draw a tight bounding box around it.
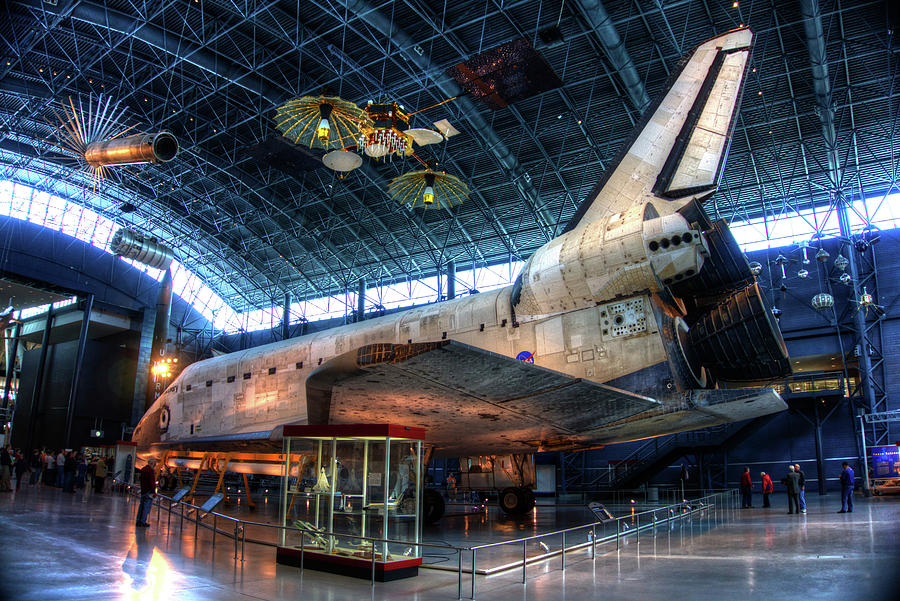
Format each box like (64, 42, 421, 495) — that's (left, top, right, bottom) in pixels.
(872, 446, 900, 478)
(200, 492, 225, 513)
(172, 486, 191, 502)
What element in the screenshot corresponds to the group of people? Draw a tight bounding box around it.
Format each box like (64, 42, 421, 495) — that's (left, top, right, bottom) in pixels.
(0, 445, 112, 494)
(739, 462, 856, 514)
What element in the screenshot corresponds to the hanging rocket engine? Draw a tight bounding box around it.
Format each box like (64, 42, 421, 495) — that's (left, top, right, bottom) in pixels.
(84, 131, 178, 167)
(110, 227, 176, 410)
(146, 268, 174, 411)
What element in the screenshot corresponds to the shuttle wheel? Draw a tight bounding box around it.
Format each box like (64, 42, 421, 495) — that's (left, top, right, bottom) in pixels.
(499, 487, 535, 515)
(423, 488, 445, 524)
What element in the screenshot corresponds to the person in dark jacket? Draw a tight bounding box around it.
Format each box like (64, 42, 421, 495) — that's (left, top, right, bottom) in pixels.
(794, 464, 807, 514)
(785, 465, 801, 514)
(761, 472, 774, 508)
(740, 467, 753, 508)
(135, 458, 157, 527)
(0, 445, 12, 491)
(76, 453, 87, 489)
(29, 450, 41, 485)
(63, 451, 77, 493)
(839, 462, 855, 513)
(14, 452, 29, 491)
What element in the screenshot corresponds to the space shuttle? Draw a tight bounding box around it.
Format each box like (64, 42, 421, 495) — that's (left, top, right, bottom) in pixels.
(133, 28, 789, 493)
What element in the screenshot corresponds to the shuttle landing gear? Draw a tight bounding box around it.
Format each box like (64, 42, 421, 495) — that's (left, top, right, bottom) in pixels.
(499, 486, 535, 515)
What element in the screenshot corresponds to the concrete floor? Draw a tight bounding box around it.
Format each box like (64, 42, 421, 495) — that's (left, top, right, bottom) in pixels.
(1, 483, 899, 600)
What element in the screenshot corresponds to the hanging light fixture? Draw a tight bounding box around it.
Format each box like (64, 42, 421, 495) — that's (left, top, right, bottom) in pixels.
(388, 168, 470, 210)
(274, 95, 372, 153)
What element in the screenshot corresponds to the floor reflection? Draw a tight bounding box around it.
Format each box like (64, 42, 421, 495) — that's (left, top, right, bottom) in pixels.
(121, 531, 174, 600)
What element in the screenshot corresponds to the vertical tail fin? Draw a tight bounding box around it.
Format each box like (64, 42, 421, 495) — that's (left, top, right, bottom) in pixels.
(563, 28, 754, 233)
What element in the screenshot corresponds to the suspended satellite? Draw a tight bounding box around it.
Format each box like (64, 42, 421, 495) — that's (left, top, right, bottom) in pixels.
(388, 168, 470, 210)
(46, 94, 178, 188)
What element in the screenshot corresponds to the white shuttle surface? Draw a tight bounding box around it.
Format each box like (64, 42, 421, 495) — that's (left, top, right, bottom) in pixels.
(134, 28, 789, 467)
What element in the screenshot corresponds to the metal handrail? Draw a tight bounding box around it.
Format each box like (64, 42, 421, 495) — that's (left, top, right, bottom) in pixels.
(127, 480, 737, 600)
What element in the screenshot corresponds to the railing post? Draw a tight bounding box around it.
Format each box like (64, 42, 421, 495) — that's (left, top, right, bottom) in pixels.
(561, 531, 566, 571)
(195, 510, 200, 540)
(241, 523, 246, 562)
(471, 548, 477, 600)
(180, 502, 185, 531)
(212, 514, 217, 548)
(616, 518, 620, 550)
(300, 531, 305, 575)
(457, 548, 462, 600)
(591, 525, 596, 559)
(371, 539, 377, 587)
(234, 523, 239, 560)
(167, 500, 172, 531)
(522, 540, 527, 583)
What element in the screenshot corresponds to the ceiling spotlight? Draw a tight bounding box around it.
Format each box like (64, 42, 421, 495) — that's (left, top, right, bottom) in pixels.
(423, 173, 436, 205)
(316, 104, 333, 143)
(815, 247, 830, 263)
(798, 269, 809, 279)
(840, 273, 852, 286)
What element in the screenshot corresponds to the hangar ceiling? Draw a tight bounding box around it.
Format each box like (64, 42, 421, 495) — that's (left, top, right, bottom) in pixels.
(0, 0, 896, 314)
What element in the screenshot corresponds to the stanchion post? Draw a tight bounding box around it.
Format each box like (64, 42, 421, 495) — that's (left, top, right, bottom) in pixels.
(457, 549, 462, 600)
(213, 514, 217, 548)
(371, 539, 376, 587)
(616, 518, 620, 550)
(521, 539, 527, 583)
(234, 523, 239, 560)
(241, 523, 246, 562)
(471, 548, 477, 600)
(562, 531, 566, 571)
(591, 525, 596, 559)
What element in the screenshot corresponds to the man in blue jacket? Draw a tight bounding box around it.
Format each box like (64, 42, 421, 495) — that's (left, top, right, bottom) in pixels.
(838, 462, 854, 513)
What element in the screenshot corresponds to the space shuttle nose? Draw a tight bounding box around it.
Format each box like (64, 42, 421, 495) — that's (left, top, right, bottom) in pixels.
(643, 214, 706, 288)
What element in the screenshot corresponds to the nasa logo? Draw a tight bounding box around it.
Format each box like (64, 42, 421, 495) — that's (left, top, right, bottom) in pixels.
(516, 351, 535, 364)
(159, 406, 170, 433)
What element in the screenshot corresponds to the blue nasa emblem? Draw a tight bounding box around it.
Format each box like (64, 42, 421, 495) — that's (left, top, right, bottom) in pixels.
(516, 351, 535, 363)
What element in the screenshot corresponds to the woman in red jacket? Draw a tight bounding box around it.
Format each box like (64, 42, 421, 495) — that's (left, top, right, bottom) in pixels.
(761, 472, 774, 508)
(740, 467, 753, 508)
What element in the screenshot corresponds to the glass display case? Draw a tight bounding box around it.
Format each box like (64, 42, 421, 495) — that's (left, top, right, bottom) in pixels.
(276, 424, 425, 581)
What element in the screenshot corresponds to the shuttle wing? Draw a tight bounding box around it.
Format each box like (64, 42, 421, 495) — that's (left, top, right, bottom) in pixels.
(318, 341, 658, 455)
(316, 341, 783, 456)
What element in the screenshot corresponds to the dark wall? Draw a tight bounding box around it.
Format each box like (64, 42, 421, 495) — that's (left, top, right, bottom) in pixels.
(12, 336, 138, 450)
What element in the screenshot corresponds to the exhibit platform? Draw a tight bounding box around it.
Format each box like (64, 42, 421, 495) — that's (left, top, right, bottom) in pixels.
(1, 485, 899, 600)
